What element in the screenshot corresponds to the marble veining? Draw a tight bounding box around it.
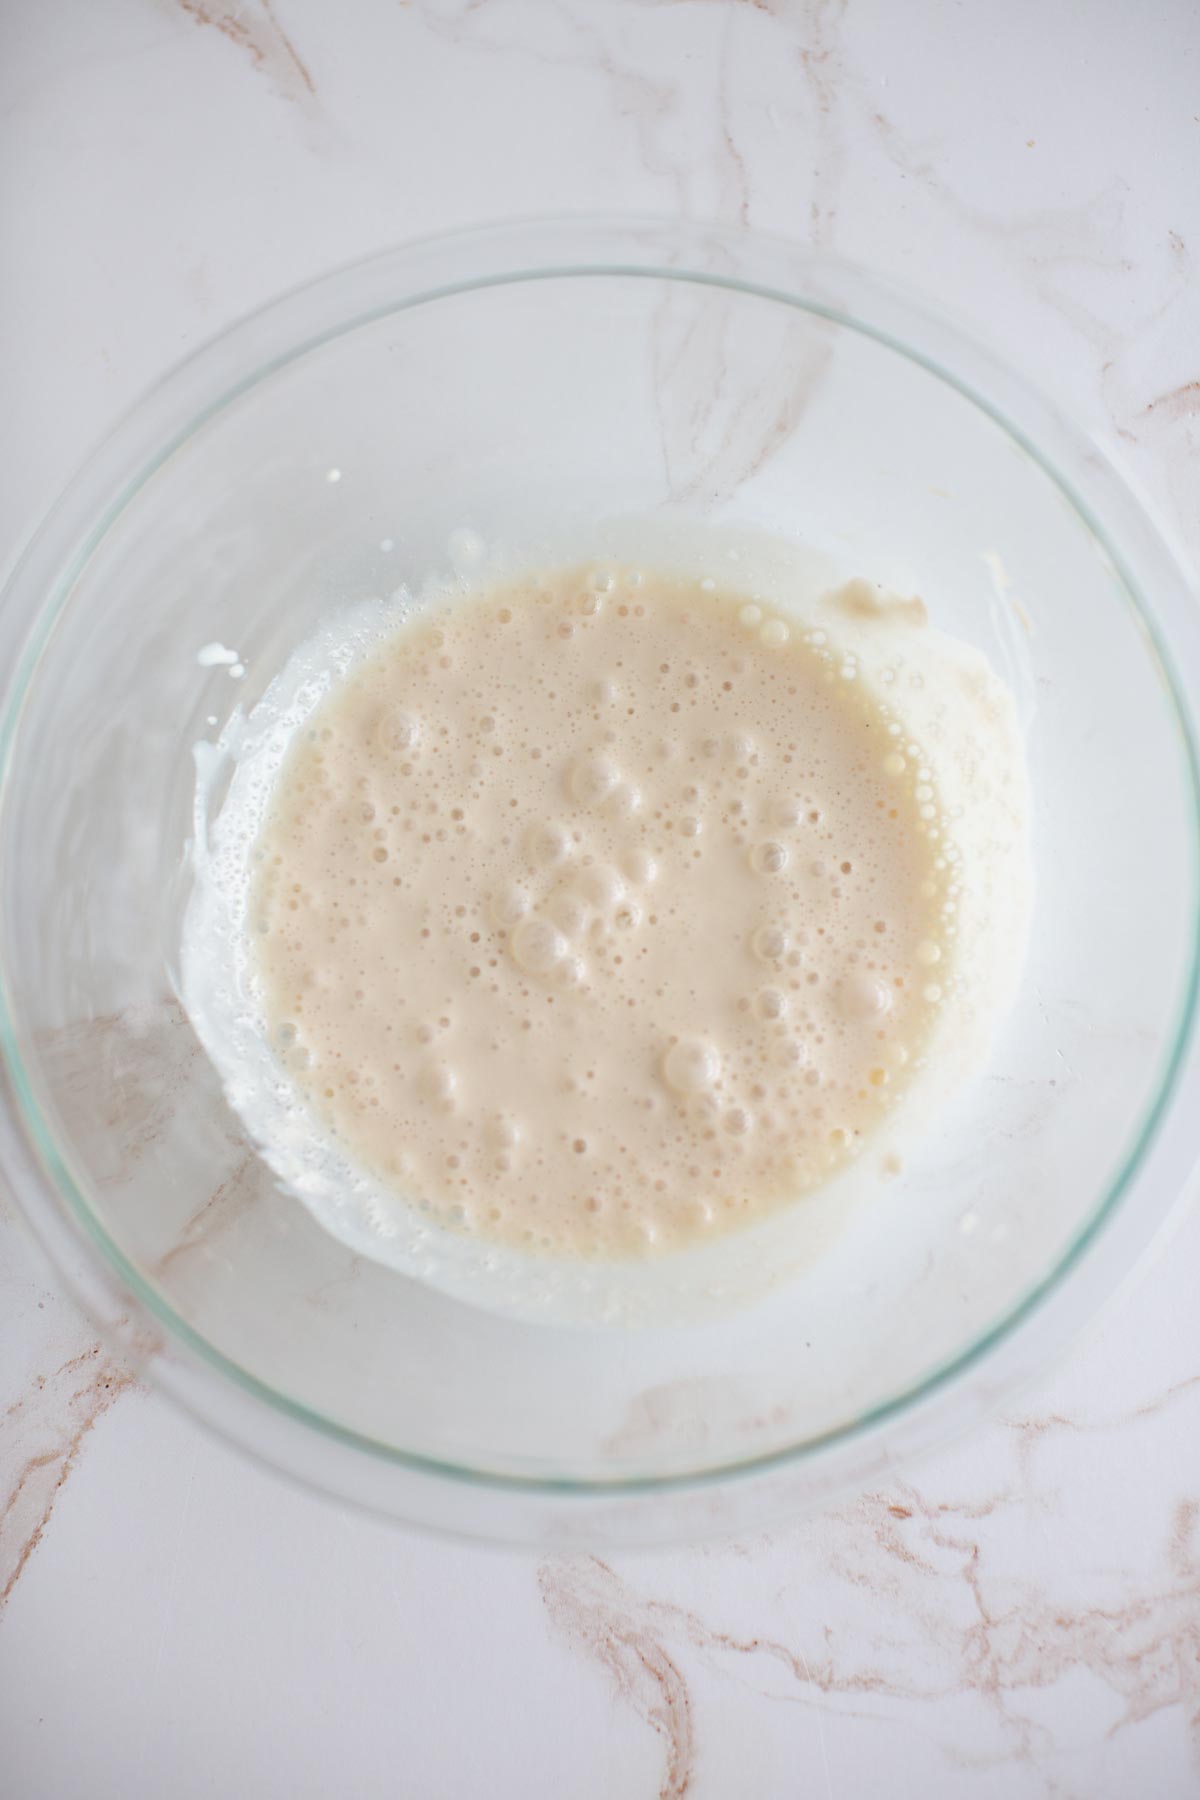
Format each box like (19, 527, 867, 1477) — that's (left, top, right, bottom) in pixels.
(1, 1342, 138, 1609)
(173, 0, 317, 108)
(543, 1373, 1200, 1794)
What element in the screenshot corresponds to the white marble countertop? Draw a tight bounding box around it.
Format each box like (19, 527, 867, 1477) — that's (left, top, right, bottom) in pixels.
(3, 3, 1200, 1794)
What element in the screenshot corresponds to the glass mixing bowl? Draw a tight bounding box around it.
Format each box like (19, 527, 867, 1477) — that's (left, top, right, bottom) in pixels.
(1, 219, 1197, 1546)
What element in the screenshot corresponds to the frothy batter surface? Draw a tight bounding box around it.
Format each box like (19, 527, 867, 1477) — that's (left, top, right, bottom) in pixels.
(250, 567, 953, 1258)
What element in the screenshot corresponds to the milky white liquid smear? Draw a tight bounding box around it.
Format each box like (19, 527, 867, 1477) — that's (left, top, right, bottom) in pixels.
(182, 537, 1031, 1324)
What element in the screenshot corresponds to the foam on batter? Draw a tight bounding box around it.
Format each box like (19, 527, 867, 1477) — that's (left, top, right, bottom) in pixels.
(242, 565, 958, 1259)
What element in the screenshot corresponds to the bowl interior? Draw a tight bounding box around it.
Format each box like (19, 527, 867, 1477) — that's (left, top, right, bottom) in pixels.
(1, 237, 1196, 1498)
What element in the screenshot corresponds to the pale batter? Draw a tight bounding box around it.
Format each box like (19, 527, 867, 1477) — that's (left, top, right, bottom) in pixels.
(245, 565, 957, 1259)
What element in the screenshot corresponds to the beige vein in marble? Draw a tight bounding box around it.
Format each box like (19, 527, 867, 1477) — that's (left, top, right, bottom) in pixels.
(1, 1344, 138, 1609)
(174, 0, 317, 108)
(796, 0, 849, 248)
(543, 1374, 1200, 1794)
(1145, 379, 1200, 422)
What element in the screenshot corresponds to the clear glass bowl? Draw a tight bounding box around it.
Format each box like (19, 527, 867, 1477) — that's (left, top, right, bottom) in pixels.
(1, 219, 1197, 1546)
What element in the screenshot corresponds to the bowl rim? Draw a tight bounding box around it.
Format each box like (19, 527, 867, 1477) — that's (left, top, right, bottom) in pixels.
(1, 214, 1198, 1512)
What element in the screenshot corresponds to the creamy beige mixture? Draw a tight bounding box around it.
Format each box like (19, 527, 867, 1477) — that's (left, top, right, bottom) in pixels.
(247, 566, 955, 1259)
